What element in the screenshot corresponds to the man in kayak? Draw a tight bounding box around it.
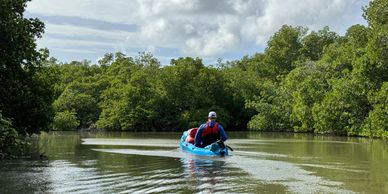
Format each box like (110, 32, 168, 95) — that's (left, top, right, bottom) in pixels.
(194, 111, 228, 148)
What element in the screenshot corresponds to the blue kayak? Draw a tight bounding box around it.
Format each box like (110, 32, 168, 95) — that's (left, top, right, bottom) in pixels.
(179, 131, 229, 156)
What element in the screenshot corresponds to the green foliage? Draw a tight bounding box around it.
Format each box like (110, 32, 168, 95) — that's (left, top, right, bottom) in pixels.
(312, 78, 370, 135)
(47, 58, 108, 130)
(0, 113, 30, 159)
(345, 24, 369, 48)
(361, 82, 388, 139)
(53, 87, 98, 129)
(0, 0, 54, 134)
(98, 53, 114, 66)
(284, 62, 331, 132)
(242, 0, 386, 140)
(97, 52, 163, 130)
(264, 25, 306, 76)
(363, 0, 388, 28)
(320, 25, 368, 74)
(300, 26, 339, 61)
(361, 29, 388, 87)
(360, 0, 388, 87)
(246, 80, 291, 131)
(52, 110, 80, 131)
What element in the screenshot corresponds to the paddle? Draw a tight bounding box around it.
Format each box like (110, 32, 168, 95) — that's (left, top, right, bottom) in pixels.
(226, 145, 234, 151)
(217, 140, 234, 151)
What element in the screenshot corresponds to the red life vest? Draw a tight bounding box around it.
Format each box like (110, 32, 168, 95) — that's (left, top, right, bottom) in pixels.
(185, 128, 198, 144)
(201, 122, 219, 146)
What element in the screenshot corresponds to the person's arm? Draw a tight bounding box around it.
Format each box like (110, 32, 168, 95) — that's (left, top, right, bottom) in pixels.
(218, 124, 228, 142)
(194, 124, 205, 147)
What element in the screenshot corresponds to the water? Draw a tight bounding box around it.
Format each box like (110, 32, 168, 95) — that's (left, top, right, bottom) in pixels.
(0, 131, 387, 193)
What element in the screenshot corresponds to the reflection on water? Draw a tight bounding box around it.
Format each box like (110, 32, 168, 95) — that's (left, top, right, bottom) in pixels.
(181, 156, 228, 193)
(0, 131, 387, 193)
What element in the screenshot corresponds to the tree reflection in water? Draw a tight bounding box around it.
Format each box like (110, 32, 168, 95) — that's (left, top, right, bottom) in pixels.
(180, 155, 226, 193)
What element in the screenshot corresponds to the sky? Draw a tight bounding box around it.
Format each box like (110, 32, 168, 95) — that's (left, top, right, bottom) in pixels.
(26, 0, 369, 65)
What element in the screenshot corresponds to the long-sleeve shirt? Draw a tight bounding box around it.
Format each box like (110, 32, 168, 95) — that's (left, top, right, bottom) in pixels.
(194, 122, 227, 147)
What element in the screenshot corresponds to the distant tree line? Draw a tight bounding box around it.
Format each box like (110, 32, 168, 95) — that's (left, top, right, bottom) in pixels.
(1, 0, 387, 158)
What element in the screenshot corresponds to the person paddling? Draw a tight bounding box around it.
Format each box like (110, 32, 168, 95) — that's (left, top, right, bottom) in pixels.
(194, 111, 227, 148)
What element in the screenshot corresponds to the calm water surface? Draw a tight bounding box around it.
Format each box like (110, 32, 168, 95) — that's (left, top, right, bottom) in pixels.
(0, 131, 387, 193)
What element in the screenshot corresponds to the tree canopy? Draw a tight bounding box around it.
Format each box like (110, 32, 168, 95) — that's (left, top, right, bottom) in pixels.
(0, 0, 54, 134)
(1, 0, 55, 158)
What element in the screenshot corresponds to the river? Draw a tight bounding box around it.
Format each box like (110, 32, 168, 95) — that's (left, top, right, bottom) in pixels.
(0, 131, 387, 193)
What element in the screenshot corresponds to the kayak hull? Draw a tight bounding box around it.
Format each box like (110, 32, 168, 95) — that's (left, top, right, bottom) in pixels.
(179, 131, 229, 156)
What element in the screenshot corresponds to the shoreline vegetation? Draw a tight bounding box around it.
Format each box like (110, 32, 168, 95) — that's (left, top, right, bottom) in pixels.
(1, 0, 387, 158)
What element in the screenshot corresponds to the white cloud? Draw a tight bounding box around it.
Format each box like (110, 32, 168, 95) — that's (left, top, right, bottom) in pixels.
(241, 0, 365, 45)
(27, 0, 139, 24)
(184, 23, 241, 56)
(43, 23, 130, 40)
(26, 0, 369, 63)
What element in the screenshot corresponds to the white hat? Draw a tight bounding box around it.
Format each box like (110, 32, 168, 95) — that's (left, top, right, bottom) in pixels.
(208, 111, 217, 118)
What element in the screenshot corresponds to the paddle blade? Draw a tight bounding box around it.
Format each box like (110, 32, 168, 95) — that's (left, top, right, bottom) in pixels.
(226, 145, 234, 151)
